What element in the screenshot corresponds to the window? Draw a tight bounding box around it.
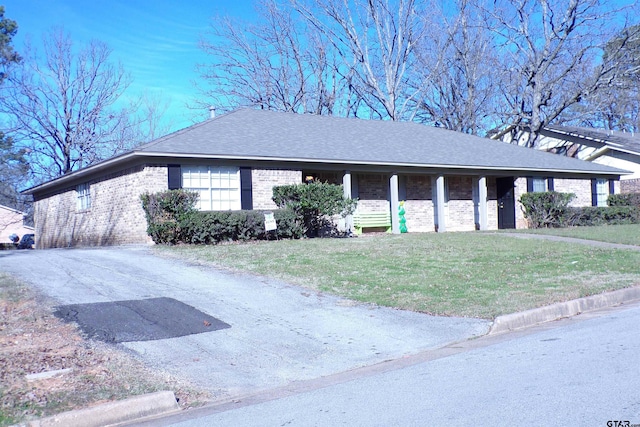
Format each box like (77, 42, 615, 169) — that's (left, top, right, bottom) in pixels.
(76, 183, 91, 211)
(182, 166, 241, 211)
(527, 177, 554, 192)
(594, 179, 609, 207)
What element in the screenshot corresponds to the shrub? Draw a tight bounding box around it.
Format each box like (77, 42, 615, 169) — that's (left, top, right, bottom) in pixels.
(567, 206, 640, 226)
(608, 192, 640, 207)
(272, 181, 357, 236)
(180, 209, 304, 244)
(519, 191, 575, 228)
(140, 190, 199, 244)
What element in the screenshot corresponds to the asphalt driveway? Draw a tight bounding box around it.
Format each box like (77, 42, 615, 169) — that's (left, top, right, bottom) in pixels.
(0, 246, 490, 399)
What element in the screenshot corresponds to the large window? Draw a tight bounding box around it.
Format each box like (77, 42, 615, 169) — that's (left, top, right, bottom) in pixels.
(76, 183, 91, 211)
(182, 166, 241, 211)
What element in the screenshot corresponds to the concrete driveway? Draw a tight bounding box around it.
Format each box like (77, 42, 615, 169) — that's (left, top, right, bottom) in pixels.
(0, 246, 490, 399)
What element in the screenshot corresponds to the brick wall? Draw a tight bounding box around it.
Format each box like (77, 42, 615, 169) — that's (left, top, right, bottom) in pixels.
(356, 174, 390, 213)
(486, 177, 498, 231)
(554, 178, 592, 207)
(34, 164, 167, 248)
(404, 175, 434, 232)
(446, 176, 475, 232)
(621, 178, 640, 193)
(252, 169, 302, 209)
(514, 178, 528, 229)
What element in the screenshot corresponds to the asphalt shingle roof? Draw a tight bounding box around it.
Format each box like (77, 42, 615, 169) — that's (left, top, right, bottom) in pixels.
(544, 125, 640, 155)
(26, 109, 629, 195)
(137, 109, 624, 174)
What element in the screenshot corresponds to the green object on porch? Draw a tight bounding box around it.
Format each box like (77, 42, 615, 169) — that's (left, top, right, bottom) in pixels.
(353, 211, 392, 234)
(399, 201, 408, 233)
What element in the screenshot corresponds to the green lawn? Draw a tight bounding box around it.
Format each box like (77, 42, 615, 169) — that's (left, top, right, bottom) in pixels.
(507, 223, 640, 246)
(156, 230, 640, 319)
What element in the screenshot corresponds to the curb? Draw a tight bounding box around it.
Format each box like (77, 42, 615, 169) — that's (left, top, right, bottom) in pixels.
(27, 390, 180, 427)
(489, 286, 640, 335)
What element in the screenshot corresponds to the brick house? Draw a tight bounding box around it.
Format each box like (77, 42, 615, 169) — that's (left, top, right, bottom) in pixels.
(24, 109, 626, 249)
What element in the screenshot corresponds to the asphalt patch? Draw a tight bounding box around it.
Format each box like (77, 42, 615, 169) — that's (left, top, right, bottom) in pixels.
(54, 297, 230, 343)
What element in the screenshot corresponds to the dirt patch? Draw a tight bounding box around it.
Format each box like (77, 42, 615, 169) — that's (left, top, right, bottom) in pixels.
(0, 274, 211, 426)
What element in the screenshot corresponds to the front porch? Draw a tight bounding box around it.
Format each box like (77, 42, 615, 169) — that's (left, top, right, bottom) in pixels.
(304, 170, 507, 234)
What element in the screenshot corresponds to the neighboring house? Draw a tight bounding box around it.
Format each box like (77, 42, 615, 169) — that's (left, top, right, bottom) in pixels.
(0, 204, 34, 244)
(24, 109, 626, 249)
(538, 125, 640, 198)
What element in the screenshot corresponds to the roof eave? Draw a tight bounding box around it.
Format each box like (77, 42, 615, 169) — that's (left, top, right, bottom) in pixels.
(139, 151, 627, 176)
(22, 152, 138, 195)
(24, 150, 628, 196)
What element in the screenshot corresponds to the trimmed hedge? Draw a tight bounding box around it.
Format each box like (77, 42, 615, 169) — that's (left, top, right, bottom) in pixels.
(520, 190, 640, 229)
(567, 206, 640, 226)
(180, 209, 304, 244)
(608, 192, 640, 207)
(141, 189, 304, 245)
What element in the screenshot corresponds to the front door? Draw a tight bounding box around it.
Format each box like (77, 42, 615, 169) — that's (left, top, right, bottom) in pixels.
(496, 177, 516, 229)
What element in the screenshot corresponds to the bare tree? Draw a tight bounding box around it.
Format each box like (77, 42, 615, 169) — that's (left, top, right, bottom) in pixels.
(571, 24, 640, 132)
(416, 0, 500, 135)
(484, 0, 637, 146)
(293, 0, 429, 121)
(198, 0, 349, 115)
(0, 29, 140, 181)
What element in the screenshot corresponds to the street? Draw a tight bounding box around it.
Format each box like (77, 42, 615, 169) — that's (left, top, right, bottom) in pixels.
(142, 302, 640, 426)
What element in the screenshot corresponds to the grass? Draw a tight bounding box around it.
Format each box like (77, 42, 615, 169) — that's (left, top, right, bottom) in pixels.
(156, 229, 640, 319)
(0, 273, 209, 426)
(507, 223, 640, 246)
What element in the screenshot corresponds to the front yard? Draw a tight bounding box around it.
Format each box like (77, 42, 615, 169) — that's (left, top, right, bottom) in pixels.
(157, 224, 640, 319)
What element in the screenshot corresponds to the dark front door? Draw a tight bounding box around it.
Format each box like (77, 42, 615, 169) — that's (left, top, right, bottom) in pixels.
(496, 177, 516, 229)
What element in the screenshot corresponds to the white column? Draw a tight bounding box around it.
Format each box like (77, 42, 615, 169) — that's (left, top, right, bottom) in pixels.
(478, 176, 488, 231)
(436, 175, 446, 232)
(343, 171, 353, 232)
(389, 173, 400, 234)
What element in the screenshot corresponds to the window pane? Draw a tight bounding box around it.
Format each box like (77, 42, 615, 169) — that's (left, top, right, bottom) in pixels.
(532, 178, 546, 192)
(596, 179, 608, 207)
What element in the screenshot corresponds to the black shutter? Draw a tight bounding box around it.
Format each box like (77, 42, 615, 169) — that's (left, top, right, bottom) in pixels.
(547, 177, 554, 191)
(168, 164, 181, 189)
(240, 167, 253, 210)
(591, 179, 598, 206)
(526, 177, 533, 192)
(609, 179, 615, 195)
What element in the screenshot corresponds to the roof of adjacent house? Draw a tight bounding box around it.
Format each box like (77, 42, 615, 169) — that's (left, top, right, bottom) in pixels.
(0, 204, 25, 215)
(26, 109, 627, 195)
(543, 125, 640, 156)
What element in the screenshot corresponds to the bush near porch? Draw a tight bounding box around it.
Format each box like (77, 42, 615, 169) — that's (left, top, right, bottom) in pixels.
(520, 191, 640, 229)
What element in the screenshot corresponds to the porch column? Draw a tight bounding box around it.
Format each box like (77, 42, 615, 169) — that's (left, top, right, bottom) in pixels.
(478, 176, 488, 231)
(389, 173, 400, 234)
(436, 175, 447, 232)
(343, 171, 353, 232)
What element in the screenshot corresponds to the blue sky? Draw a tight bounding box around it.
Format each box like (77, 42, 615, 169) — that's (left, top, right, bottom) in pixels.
(2, 1, 257, 131)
